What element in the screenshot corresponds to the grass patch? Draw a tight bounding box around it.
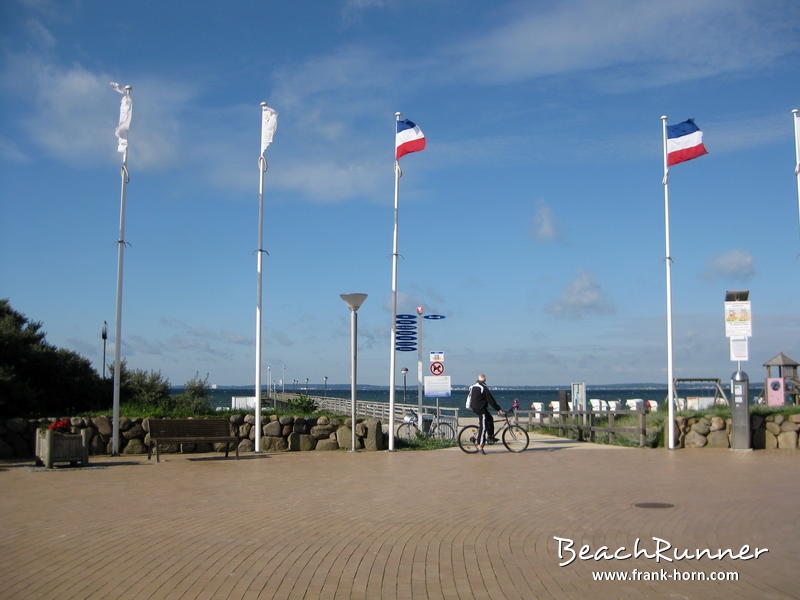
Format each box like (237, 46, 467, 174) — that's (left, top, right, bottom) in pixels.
(394, 435, 458, 451)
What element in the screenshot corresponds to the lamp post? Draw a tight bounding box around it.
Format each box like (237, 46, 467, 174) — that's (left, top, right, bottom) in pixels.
(267, 364, 272, 407)
(401, 367, 409, 404)
(341, 293, 367, 453)
(306, 377, 309, 395)
(323, 376, 328, 398)
(101, 321, 108, 379)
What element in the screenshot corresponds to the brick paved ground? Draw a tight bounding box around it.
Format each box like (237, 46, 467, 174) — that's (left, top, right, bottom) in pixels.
(1, 434, 797, 599)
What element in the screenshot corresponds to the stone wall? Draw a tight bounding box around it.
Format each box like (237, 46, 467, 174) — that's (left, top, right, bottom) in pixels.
(676, 413, 800, 450)
(0, 414, 388, 459)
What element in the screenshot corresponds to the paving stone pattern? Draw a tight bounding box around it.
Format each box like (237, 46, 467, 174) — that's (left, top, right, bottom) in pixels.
(0, 434, 797, 599)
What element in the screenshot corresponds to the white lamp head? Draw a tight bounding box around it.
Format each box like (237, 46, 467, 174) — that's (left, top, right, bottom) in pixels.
(340, 293, 368, 311)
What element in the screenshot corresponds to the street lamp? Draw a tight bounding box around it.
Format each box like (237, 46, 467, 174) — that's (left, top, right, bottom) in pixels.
(306, 377, 309, 395)
(101, 321, 108, 379)
(323, 376, 328, 398)
(401, 367, 409, 403)
(341, 293, 367, 453)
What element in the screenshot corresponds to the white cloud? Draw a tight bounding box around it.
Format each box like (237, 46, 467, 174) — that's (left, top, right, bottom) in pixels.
(2, 52, 190, 171)
(531, 200, 559, 242)
(704, 249, 755, 281)
(546, 269, 614, 318)
(448, 0, 799, 88)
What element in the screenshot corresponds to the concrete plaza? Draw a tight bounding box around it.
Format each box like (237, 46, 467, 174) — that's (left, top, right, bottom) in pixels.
(1, 434, 797, 599)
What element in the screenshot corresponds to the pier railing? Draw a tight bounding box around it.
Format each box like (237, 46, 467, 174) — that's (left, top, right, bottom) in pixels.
(269, 392, 460, 430)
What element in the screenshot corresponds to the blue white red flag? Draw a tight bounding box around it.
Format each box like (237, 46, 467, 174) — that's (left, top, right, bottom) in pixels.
(667, 119, 708, 166)
(396, 119, 425, 160)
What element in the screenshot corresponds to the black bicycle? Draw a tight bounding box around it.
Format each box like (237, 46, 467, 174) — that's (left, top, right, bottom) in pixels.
(458, 411, 529, 453)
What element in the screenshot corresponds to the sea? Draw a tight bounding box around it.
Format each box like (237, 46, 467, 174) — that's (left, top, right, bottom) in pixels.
(194, 383, 764, 412)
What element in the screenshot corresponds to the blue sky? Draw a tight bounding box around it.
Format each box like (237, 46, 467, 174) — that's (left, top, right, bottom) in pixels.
(1, 0, 799, 388)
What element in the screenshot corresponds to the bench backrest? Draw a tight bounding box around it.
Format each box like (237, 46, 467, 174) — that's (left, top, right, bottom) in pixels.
(148, 418, 234, 439)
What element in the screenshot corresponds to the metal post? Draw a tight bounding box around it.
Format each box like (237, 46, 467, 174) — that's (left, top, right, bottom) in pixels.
(341, 294, 367, 452)
(267, 364, 272, 409)
(101, 321, 108, 379)
(111, 141, 130, 457)
(350, 309, 357, 452)
(661, 115, 676, 450)
(387, 112, 402, 451)
(417, 306, 424, 432)
(793, 109, 800, 232)
(254, 102, 270, 453)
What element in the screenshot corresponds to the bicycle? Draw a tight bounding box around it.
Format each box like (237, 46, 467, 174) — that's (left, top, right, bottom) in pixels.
(396, 410, 456, 441)
(458, 410, 529, 453)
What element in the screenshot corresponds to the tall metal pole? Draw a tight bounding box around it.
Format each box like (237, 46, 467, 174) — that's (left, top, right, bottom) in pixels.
(254, 101, 270, 452)
(282, 364, 286, 394)
(341, 294, 366, 451)
(350, 308, 358, 452)
(111, 142, 129, 456)
(416, 306, 424, 429)
(661, 115, 676, 450)
(793, 109, 800, 232)
(387, 111, 402, 451)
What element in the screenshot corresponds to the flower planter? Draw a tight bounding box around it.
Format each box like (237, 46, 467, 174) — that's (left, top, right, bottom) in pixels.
(35, 429, 90, 468)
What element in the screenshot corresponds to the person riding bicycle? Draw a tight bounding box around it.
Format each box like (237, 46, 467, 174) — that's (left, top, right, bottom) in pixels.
(468, 374, 504, 455)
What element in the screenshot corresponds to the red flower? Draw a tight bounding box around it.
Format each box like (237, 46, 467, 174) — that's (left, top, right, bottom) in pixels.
(49, 419, 71, 433)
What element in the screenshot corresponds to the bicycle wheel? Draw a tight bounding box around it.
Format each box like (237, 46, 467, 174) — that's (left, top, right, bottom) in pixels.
(432, 422, 456, 441)
(502, 425, 529, 452)
(396, 423, 418, 441)
(458, 425, 480, 453)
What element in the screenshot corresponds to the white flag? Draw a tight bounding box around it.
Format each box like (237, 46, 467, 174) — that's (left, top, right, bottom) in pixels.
(110, 82, 132, 153)
(261, 105, 278, 155)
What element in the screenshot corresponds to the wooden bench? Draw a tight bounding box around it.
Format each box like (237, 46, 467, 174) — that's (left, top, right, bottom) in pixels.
(147, 418, 239, 462)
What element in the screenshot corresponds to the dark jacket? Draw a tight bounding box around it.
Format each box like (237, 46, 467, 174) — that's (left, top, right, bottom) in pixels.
(468, 381, 502, 413)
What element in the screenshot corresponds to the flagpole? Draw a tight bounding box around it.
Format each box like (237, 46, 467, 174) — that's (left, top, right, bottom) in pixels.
(792, 109, 800, 232)
(388, 111, 402, 451)
(661, 115, 676, 450)
(254, 102, 271, 452)
(111, 85, 132, 456)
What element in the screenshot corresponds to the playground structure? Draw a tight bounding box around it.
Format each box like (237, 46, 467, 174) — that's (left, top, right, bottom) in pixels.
(763, 352, 800, 406)
(671, 378, 729, 410)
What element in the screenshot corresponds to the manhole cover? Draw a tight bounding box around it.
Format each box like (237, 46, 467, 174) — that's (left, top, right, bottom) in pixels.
(633, 502, 675, 509)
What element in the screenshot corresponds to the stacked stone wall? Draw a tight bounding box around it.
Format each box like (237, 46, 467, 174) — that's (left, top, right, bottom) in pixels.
(675, 413, 800, 450)
(0, 414, 387, 459)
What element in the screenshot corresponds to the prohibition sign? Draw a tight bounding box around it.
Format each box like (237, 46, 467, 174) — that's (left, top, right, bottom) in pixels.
(430, 361, 444, 375)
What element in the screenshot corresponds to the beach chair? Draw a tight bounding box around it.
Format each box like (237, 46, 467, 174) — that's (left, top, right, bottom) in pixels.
(625, 399, 644, 411)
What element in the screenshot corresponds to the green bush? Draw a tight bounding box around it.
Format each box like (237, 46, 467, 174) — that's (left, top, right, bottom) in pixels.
(169, 372, 212, 414)
(287, 394, 318, 413)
